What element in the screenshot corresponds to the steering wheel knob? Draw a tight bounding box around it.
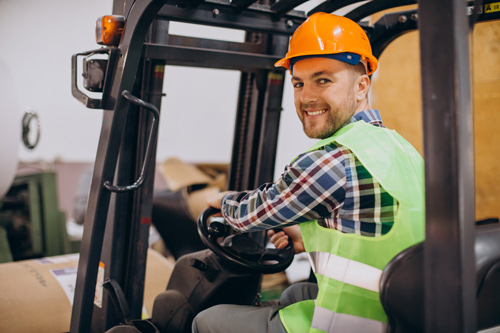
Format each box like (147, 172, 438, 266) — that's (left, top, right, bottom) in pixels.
(207, 220, 228, 239)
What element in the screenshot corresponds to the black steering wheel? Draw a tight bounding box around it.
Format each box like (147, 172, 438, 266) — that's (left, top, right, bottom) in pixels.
(197, 207, 295, 274)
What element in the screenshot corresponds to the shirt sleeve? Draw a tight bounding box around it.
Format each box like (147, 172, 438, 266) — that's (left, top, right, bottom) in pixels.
(221, 148, 347, 232)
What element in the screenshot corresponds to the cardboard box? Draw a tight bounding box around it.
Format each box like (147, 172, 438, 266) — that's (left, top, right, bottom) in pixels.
(0, 249, 174, 332)
(158, 157, 213, 192)
(158, 158, 228, 220)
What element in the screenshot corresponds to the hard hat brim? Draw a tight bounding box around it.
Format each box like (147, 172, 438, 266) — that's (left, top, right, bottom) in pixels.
(275, 53, 378, 75)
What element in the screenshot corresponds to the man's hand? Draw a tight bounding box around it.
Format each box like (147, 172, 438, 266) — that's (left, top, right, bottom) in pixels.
(268, 225, 305, 254)
(206, 191, 233, 209)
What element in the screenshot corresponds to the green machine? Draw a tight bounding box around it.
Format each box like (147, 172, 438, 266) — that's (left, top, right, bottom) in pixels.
(0, 171, 79, 263)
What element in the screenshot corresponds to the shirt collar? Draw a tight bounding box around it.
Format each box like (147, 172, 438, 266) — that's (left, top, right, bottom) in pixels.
(347, 109, 383, 126)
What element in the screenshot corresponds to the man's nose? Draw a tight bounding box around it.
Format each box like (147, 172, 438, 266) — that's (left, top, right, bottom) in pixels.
(300, 84, 318, 104)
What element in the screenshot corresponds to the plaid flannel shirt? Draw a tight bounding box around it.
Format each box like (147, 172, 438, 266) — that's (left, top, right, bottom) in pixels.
(221, 109, 396, 237)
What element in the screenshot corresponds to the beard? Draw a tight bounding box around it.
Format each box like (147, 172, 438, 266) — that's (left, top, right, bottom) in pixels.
(301, 95, 357, 140)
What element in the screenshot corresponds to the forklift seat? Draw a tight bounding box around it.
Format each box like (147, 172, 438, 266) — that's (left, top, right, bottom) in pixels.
(379, 223, 500, 332)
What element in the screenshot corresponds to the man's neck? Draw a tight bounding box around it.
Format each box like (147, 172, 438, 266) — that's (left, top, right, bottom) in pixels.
(354, 99, 371, 114)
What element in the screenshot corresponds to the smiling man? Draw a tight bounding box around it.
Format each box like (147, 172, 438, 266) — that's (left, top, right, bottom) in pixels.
(292, 57, 369, 139)
(193, 12, 425, 333)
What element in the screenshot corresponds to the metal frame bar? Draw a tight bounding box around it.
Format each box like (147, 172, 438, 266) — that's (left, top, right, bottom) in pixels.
(156, 1, 305, 35)
(271, 0, 309, 17)
(230, 71, 258, 190)
(144, 43, 282, 70)
(369, 3, 500, 59)
(70, 1, 168, 332)
(419, 0, 476, 331)
(345, 0, 416, 22)
(369, 9, 418, 59)
(165, 34, 263, 53)
(230, 0, 259, 14)
(308, 0, 366, 16)
(252, 70, 286, 186)
(227, 30, 288, 191)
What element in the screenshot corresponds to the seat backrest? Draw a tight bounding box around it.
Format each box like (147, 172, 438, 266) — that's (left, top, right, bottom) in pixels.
(379, 223, 500, 332)
(475, 224, 500, 330)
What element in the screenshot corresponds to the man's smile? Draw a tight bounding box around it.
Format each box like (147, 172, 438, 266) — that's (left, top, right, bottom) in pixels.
(304, 109, 328, 116)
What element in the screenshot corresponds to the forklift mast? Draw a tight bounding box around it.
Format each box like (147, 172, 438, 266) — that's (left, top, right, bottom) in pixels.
(70, 1, 500, 332)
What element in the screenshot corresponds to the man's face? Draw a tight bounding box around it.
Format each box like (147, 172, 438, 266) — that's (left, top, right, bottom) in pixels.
(291, 57, 360, 139)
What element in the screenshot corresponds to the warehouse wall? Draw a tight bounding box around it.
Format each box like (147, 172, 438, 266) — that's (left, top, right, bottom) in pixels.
(0, 0, 316, 180)
(371, 17, 500, 221)
(0, 0, 110, 162)
(471, 21, 500, 220)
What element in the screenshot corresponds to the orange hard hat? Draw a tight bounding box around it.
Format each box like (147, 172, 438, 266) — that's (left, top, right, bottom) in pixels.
(275, 12, 378, 75)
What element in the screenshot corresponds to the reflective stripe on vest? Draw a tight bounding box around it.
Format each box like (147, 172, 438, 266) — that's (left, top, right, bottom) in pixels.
(311, 306, 386, 333)
(308, 251, 382, 292)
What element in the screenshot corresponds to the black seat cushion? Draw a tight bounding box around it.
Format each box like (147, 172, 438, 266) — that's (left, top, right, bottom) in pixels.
(380, 223, 500, 332)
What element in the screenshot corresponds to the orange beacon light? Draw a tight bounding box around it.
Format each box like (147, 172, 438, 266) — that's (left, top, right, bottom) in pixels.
(96, 15, 125, 46)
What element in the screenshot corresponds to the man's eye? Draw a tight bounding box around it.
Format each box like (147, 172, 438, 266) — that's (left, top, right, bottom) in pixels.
(318, 79, 330, 84)
(293, 82, 303, 88)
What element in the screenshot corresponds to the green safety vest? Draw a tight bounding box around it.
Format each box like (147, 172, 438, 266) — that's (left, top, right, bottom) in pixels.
(279, 121, 425, 333)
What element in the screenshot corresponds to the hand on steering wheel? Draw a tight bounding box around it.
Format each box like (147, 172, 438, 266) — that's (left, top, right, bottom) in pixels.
(197, 207, 295, 274)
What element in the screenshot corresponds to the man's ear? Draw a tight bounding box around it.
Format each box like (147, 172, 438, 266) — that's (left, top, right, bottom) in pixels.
(355, 75, 370, 101)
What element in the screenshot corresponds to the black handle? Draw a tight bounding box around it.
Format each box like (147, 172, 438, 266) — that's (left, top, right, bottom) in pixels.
(104, 90, 160, 192)
(103, 278, 132, 325)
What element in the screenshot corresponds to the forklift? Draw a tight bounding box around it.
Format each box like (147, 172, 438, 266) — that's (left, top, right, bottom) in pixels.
(70, 0, 500, 332)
